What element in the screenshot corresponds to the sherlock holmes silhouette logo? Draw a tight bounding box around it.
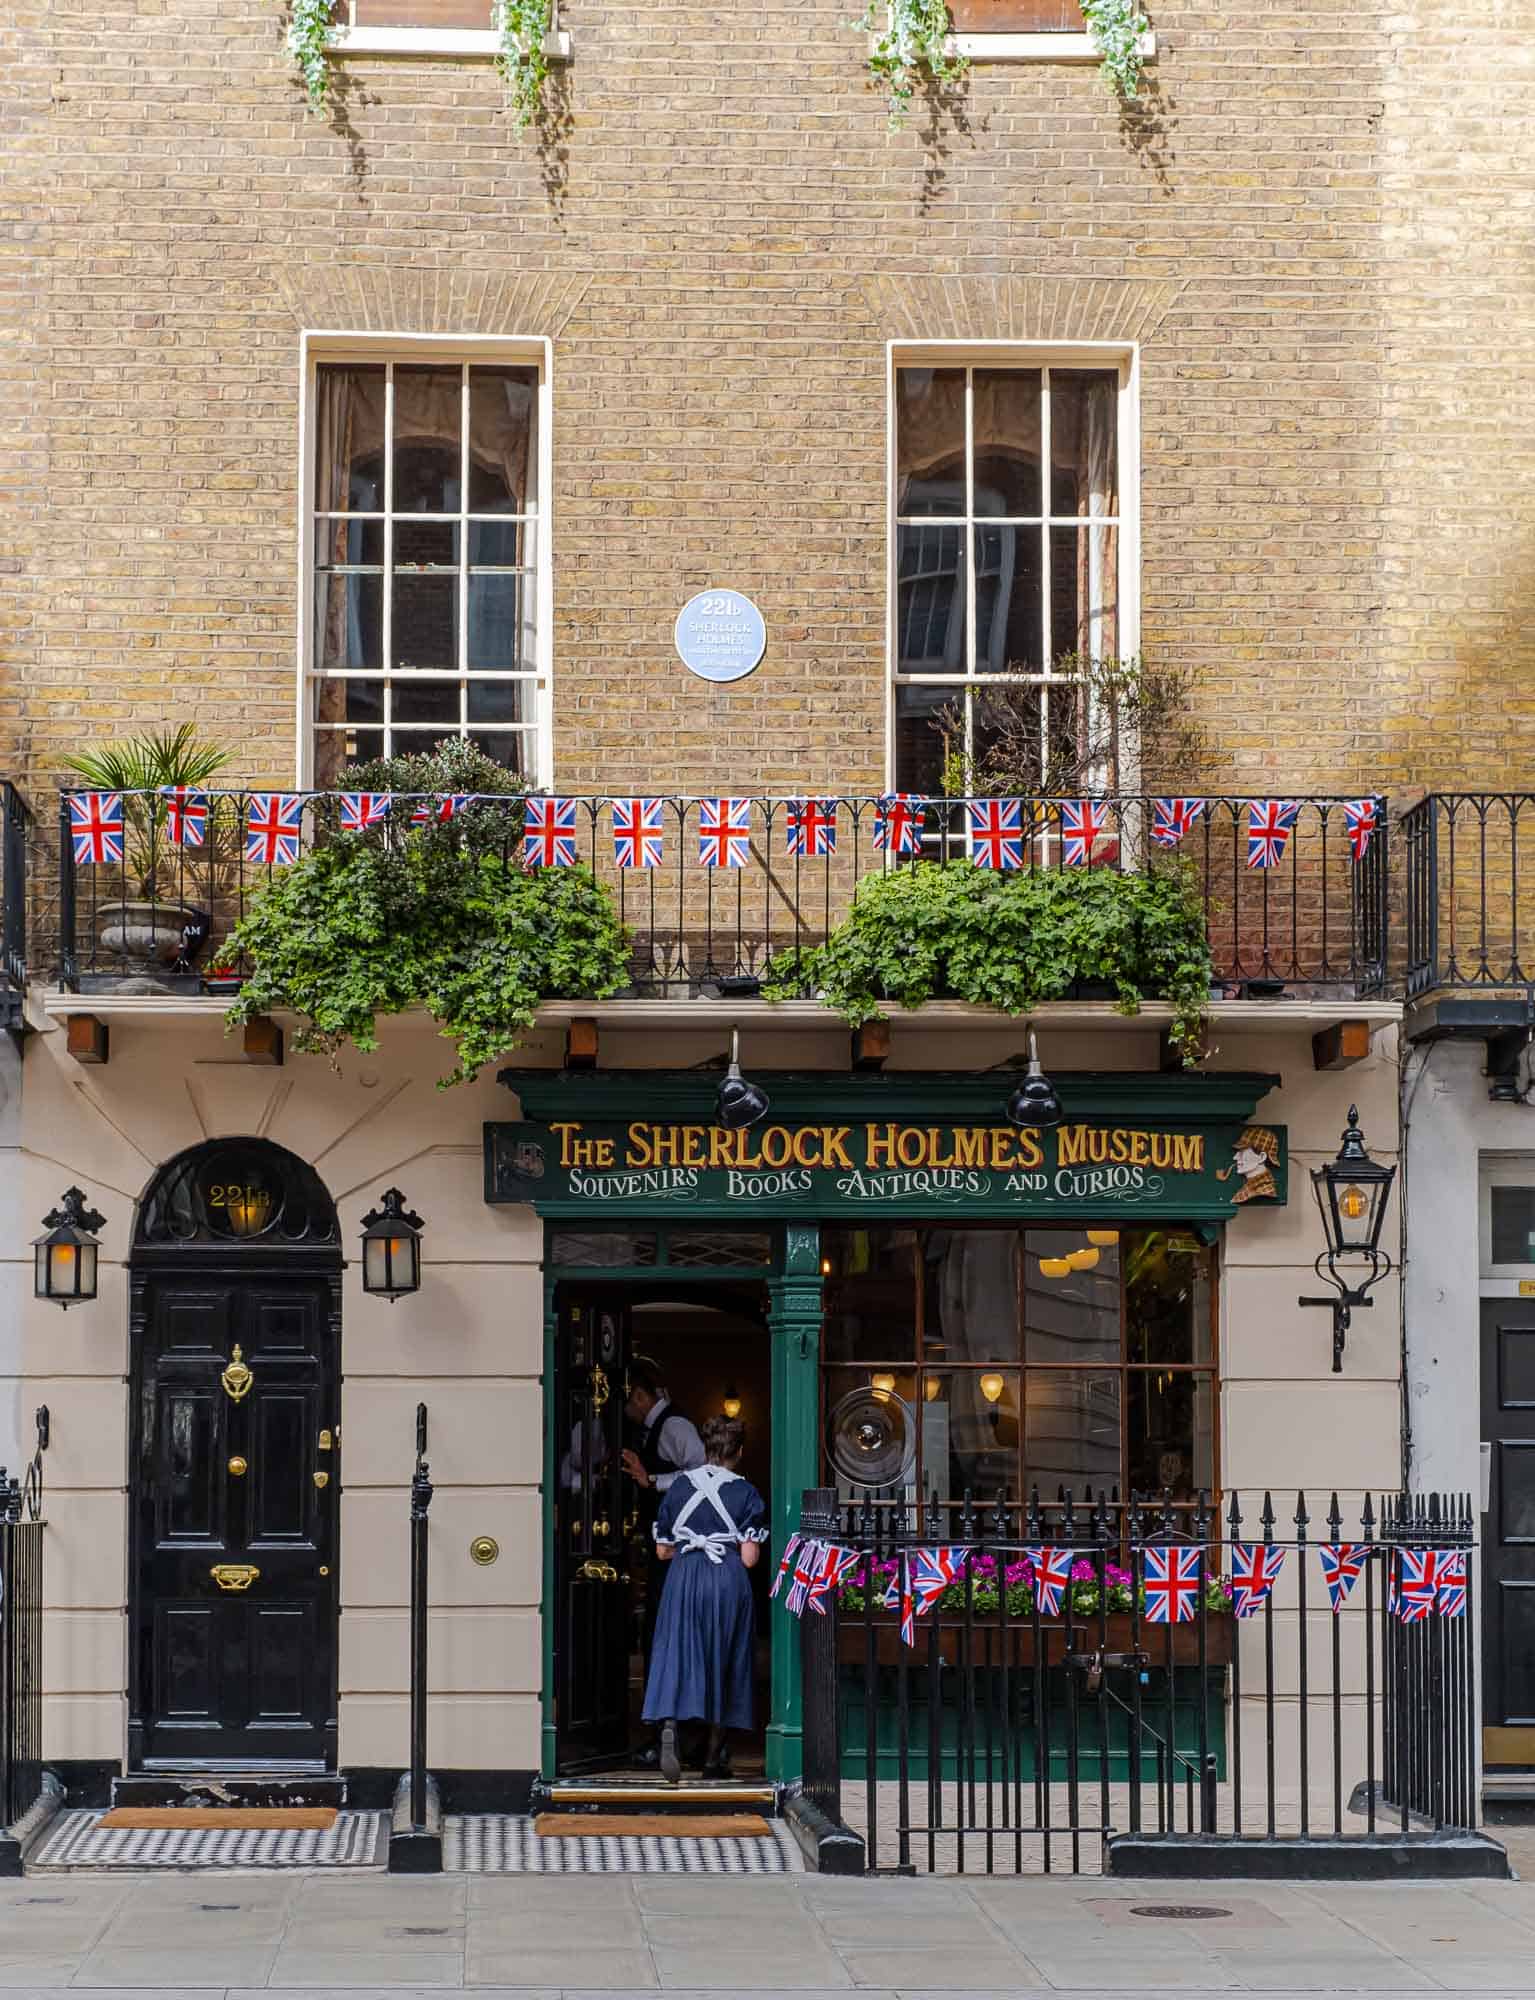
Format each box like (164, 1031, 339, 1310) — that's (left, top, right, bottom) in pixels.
(486, 1117, 1286, 1222)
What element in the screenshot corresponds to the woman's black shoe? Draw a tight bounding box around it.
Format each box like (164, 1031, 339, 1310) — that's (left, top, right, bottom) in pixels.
(701, 1752, 733, 1780)
(659, 1721, 681, 1785)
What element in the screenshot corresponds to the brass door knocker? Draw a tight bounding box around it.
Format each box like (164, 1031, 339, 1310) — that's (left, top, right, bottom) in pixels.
(590, 1363, 610, 1413)
(220, 1345, 253, 1404)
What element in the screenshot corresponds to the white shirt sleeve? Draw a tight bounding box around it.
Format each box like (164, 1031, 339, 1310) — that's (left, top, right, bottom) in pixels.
(651, 1412, 707, 1493)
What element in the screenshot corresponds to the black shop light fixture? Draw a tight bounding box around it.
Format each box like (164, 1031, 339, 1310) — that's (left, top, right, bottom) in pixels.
(1298, 1105, 1397, 1373)
(716, 1026, 771, 1130)
(34, 1187, 105, 1309)
(1006, 1029, 1064, 1130)
(360, 1187, 426, 1303)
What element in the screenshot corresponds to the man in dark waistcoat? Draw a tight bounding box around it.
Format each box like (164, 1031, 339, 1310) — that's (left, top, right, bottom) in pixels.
(622, 1355, 705, 1766)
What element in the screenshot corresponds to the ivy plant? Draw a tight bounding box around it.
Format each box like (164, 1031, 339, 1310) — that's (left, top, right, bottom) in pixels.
(762, 859, 1212, 1063)
(288, 0, 337, 111)
(1079, 0, 1151, 99)
(493, 0, 553, 128)
(859, 0, 968, 125)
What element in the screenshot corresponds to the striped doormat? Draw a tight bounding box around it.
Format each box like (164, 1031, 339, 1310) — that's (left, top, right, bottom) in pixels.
(445, 1812, 803, 1874)
(30, 1808, 385, 1871)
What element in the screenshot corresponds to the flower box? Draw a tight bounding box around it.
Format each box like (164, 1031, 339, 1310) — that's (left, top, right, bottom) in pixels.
(834, 1609, 1233, 1670)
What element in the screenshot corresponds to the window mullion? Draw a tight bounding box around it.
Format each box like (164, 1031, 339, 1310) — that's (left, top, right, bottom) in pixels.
(964, 370, 977, 787)
(382, 362, 395, 759)
(460, 363, 471, 737)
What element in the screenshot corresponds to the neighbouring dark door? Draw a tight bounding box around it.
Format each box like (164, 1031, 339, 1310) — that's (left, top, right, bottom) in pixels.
(128, 1139, 341, 1772)
(1481, 1298, 1535, 1768)
(553, 1289, 632, 1773)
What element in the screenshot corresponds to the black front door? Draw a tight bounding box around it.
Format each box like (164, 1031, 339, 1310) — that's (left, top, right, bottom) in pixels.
(130, 1267, 340, 1770)
(553, 1289, 632, 1772)
(1481, 1298, 1535, 1768)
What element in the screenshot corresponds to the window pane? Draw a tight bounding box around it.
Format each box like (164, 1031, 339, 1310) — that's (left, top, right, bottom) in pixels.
(922, 1230, 1020, 1364)
(1025, 1369, 1121, 1495)
(392, 367, 462, 512)
(1050, 524, 1119, 662)
(1126, 1371, 1213, 1500)
(467, 730, 531, 773)
(392, 573, 459, 670)
(1024, 1230, 1121, 1364)
(666, 1229, 774, 1268)
(1491, 1188, 1535, 1265)
(312, 676, 385, 729)
(1125, 1229, 1212, 1366)
(393, 520, 459, 569)
(919, 1367, 1019, 1505)
(952, 0, 1081, 23)
(391, 680, 462, 727)
(821, 1227, 917, 1364)
(549, 1230, 658, 1267)
(973, 370, 1042, 517)
(469, 519, 531, 566)
(897, 522, 967, 674)
(469, 366, 538, 513)
(1049, 370, 1119, 518)
(314, 364, 385, 512)
(353, 0, 492, 26)
(896, 368, 965, 516)
(314, 728, 382, 785)
(974, 523, 1043, 672)
(467, 678, 532, 725)
(315, 574, 383, 672)
(894, 684, 954, 795)
(467, 574, 531, 671)
(314, 517, 384, 567)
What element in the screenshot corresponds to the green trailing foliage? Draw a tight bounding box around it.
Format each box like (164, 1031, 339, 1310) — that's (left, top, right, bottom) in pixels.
(493, 0, 553, 128)
(1079, 0, 1151, 99)
(859, 0, 968, 125)
(287, 0, 337, 110)
(762, 859, 1212, 1063)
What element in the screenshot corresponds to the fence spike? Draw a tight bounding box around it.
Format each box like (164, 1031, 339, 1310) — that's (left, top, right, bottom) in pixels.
(990, 1487, 1010, 1539)
(1025, 1484, 1042, 1541)
(959, 1485, 976, 1539)
(1260, 1490, 1276, 1541)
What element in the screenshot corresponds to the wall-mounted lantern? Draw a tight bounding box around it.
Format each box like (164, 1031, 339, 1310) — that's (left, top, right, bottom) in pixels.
(360, 1188, 425, 1303)
(1007, 1030, 1064, 1129)
(34, 1188, 105, 1310)
(1298, 1105, 1397, 1372)
(716, 1026, 771, 1130)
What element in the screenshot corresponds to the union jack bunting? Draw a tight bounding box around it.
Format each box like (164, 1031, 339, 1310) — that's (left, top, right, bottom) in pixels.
(338, 792, 391, 834)
(1230, 1543, 1286, 1619)
(245, 793, 304, 867)
(523, 796, 579, 868)
(161, 787, 208, 849)
(910, 1546, 970, 1621)
(966, 797, 1025, 871)
(1344, 797, 1379, 863)
(698, 798, 751, 869)
(874, 792, 926, 857)
(1025, 1548, 1075, 1619)
(1059, 798, 1112, 867)
(1436, 1548, 1468, 1618)
(1143, 1544, 1203, 1624)
(1317, 1543, 1366, 1611)
(1246, 799, 1300, 870)
(68, 792, 124, 866)
(612, 798, 665, 870)
(410, 795, 469, 826)
(785, 1537, 823, 1617)
(768, 1532, 803, 1602)
(806, 1543, 862, 1615)
(1151, 798, 1206, 850)
(1395, 1548, 1441, 1622)
(898, 1553, 916, 1648)
(785, 798, 838, 860)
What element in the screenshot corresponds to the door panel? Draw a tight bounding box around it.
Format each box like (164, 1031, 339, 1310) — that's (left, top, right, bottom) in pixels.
(131, 1267, 340, 1769)
(1482, 1301, 1535, 1748)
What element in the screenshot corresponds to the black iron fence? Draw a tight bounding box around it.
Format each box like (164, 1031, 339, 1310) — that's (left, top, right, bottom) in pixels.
(52, 788, 1387, 1000)
(388, 1401, 441, 1873)
(1, 783, 31, 1027)
(797, 1484, 1494, 1877)
(0, 1460, 45, 1835)
(1403, 792, 1535, 1000)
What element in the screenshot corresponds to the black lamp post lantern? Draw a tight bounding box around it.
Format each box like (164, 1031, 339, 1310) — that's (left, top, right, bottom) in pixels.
(1299, 1104, 1397, 1373)
(34, 1187, 106, 1309)
(360, 1188, 425, 1303)
(1007, 1029, 1064, 1130)
(716, 1027, 771, 1131)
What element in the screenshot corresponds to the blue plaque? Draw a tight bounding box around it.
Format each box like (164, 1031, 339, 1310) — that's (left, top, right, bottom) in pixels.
(674, 588, 766, 684)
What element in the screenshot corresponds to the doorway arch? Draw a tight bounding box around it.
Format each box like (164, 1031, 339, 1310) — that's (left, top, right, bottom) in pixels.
(127, 1138, 342, 1774)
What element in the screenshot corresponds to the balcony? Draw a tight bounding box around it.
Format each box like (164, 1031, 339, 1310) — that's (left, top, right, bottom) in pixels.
(0, 784, 31, 1032)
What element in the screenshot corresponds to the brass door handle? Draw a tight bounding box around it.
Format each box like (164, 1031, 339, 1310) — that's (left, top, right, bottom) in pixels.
(227, 1456, 248, 1478)
(210, 1564, 260, 1592)
(592, 1517, 611, 1539)
(576, 1559, 618, 1583)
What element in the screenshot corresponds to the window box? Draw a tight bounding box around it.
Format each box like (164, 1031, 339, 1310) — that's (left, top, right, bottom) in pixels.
(327, 0, 570, 61)
(836, 1611, 1234, 1670)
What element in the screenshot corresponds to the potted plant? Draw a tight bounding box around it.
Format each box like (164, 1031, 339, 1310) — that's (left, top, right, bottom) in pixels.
(62, 727, 234, 977)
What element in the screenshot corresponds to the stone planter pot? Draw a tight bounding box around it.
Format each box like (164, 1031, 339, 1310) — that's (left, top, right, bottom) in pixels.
(836, 1610, 1233, 1669)
(96, 900, 210, 976)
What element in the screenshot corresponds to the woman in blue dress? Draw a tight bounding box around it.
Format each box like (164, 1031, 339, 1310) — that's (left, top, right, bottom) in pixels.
(642, 1415, 768, 1781)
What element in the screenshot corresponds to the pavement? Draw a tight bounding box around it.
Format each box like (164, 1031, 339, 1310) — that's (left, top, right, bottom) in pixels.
(1, 1867, 1535, 1995)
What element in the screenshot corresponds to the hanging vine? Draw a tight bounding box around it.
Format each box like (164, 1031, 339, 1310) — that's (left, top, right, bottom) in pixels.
(1079, 0, 1151, 98)
(492, 0, 554, 128)
(288, 0, 337, 110)
(859, 0, 968, 125)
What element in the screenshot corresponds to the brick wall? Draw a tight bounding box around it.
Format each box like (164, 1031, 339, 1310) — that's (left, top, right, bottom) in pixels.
(3, 0, 1529, 799)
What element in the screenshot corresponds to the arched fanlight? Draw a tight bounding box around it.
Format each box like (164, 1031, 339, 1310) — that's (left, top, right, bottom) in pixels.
(360, 1188, 425, 1303)
(34, 1188, 105, 1310)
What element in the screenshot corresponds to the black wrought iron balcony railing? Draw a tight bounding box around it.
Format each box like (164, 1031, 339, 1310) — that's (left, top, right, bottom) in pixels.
(0, 784, 32, 1027)
(50, 788, 1387, 1002)
(1403, 794, 1535, 1002)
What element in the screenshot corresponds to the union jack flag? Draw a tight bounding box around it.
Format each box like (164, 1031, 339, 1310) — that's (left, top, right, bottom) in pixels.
(612, 798, 665, 871)
(1059, 799, 1112, 867)
(1025, 1548, 1075, 1618)
(1318, 1543, 1366, 1611)
(785, 1537, 823, 1617)
(768, 1532, 803, 1602)
(523, 796, 579, 868)
(1151, 798, 1205, 850)
(806, 1543, 862, 1615)
(68, 792, 124, 866)
(1395, 1548, 1442, 1622)
(338, 792, 391, 834)
(410, 795, 469, 826)
(910, 1546, 970, 1621)
(898, 1553, 916, 1648)
(874, 792, 926, 857)
(245, 793, 304, 867)
(161, 787, 207, 849)
(1436, 1548, 1468, 1618)
(1230, 1543, 1286, 1619)
(1143, 1544, 1203, 1624)
(1344, 797, 1379, 863)
(785, 798, 838, 860)
(1246, 799, 1300, 870)
(698, 798, 751, 869)
(966, 798, 1024, 871)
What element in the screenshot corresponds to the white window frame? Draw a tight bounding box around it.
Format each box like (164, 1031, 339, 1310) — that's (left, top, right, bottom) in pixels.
(1479, 1156, 1535, 1284)
(328, 0, 570, 60)
(884, 339, 1141, 795)
(296, 330, 555, 790)
(948, 27, 1155, 62)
